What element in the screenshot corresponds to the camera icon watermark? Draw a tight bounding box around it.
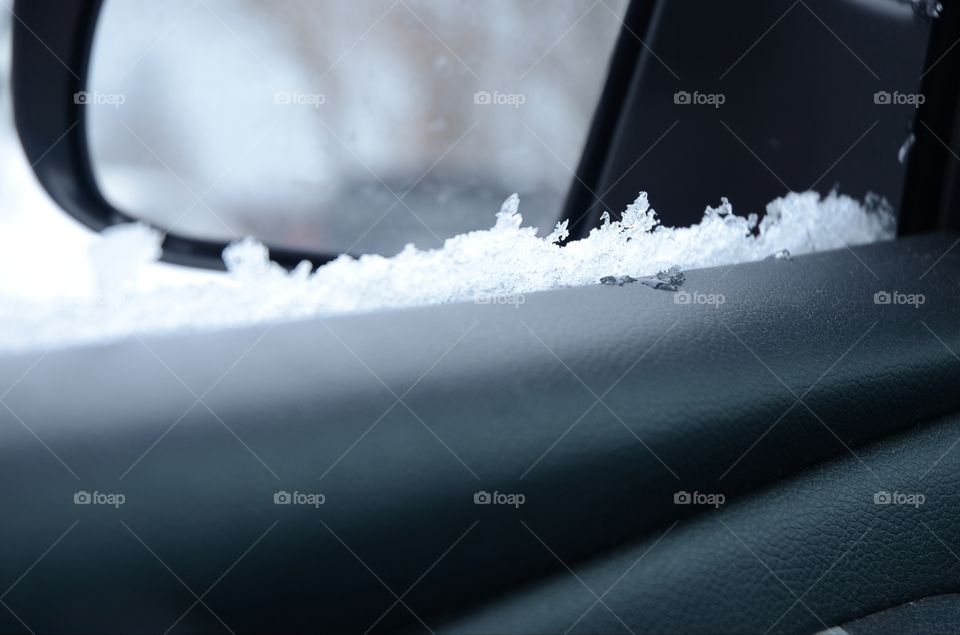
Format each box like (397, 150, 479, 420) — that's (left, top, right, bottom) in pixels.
(74, 91, 126, 108)
(73, 490, 126, 508)
(474, 90, 526, 109)
(473, 490, 525, 508)
(673, 490, 725, 508)
(474, 293, 525, 308)
(873, 490, 925, 508)
(674, 90, 725, 109)
(273, 91, 326, 108)
(874, 91, 925, 108)
(674, 291, 725, 307)
(874, 290, 925, 308)
(273, 490, 325, 508)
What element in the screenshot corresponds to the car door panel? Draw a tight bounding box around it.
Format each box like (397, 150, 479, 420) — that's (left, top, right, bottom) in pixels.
(1, 234, 959, 633)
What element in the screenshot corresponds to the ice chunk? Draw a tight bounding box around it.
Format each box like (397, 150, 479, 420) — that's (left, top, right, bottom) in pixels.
(88, 223, 163, 297)
(494, 193, 523, 231)
(657, 266, 685, 287)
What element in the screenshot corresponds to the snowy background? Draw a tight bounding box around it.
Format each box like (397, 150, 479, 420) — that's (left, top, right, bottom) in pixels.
(85, 0, 628, 255)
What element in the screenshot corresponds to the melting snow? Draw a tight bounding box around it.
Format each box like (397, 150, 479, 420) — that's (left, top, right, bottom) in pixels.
(0, 190, 894, 353)
(600, 275, 638, 287)
(772, 249, 793, 261)
(638, 266, 686, 292)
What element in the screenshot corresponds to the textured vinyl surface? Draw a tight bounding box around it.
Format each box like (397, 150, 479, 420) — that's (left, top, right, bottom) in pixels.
(444, 410, 960, 634)
(840, 594, 960, 635)
(0, 234, 958, 633)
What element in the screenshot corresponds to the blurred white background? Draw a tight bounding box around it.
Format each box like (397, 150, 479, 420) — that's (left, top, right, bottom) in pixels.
(86, 0, 627, 254)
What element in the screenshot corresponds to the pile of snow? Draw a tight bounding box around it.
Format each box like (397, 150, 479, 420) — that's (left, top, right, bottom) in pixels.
(0, 190, 894, 354)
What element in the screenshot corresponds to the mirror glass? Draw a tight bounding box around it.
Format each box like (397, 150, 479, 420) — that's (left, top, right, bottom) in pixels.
(86, 0, 628, 256)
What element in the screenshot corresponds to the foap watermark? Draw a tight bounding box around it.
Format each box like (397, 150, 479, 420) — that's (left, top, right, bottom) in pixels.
(674, 90, 725, 109)
(74, 91, 126, 108)
(874, 290, 925, 308)
(74, 490, 125, 508)
(874, 490, 925, 508)
(274, 91, 327, 108)
(674, 291, 725, 307)
(474, 490, 525, 509)
(674, 490, 725, 508)
(474, 293, 525, 308)
(474, 90, 526, 109)
(874, 91, 925, 108)
(274, 490, 325, 508)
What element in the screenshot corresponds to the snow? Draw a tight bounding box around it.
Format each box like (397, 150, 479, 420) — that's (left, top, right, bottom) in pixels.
(0, 190, 894, 354)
